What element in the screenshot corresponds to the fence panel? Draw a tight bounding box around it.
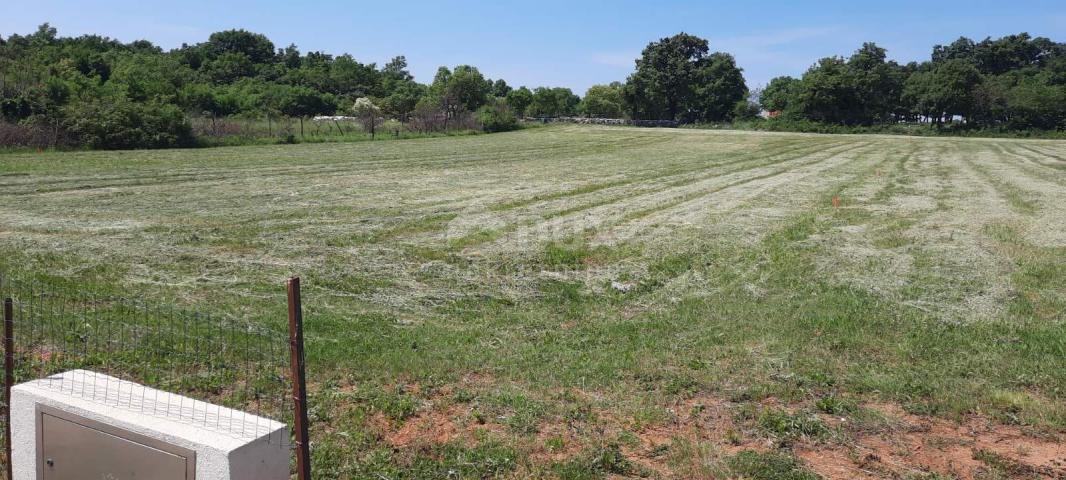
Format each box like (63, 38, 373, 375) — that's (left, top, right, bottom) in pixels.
(0, 274, 303, 479)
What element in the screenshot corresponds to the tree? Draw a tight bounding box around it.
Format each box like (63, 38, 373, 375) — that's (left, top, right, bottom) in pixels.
(351, 97, 381, 139)
(203, 52, 256, 84)
(491, 79, 512, 98)
(902, 59, 982, 125)
(529, 87, 580, 117)
(931, 59, 983, 122)
(276, 85, 336, 136)
(444, 65, 491, 112)
(29, 23, 58, 47)
(623, 32, 747, 122)
(972, 33, 1049, 75)
(327, 54, 379, 97)
(505, 87, 534, 117)
(691, 52, 747, 121)
(424, 65, 492, 127)
(580, 83, 625, 118)
(204, 29, 276, 64)
(1005, 76, 1066, 130)
(760, 76, 800, 113)
(933, 37, 977, 64)
(280, 44, 301, 69)
(788, 46, 905, 126)
(792, 57, 862, 124)
(381, 81, 426, 121)
(110, 53, 192, 103)
(382, 56, 413, 83)
(847, 43, 904, 124)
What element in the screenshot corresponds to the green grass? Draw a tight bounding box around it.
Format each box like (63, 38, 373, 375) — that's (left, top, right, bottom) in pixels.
(0, 125, 1064, 478)
(727, 451, 820, 480)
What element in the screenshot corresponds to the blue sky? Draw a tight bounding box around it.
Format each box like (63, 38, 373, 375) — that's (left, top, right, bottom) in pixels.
(3, 1, 1064, 93)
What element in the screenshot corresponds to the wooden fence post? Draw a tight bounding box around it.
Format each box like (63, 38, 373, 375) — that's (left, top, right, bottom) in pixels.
(287, 278, 312, 480)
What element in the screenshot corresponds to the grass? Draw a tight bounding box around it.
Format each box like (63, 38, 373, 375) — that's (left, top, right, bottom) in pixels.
(727, 451, 820, 480)
(0, 125, 1064, 478)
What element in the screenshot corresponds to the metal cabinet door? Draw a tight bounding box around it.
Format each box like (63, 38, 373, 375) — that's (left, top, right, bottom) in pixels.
(37, 406, 195, 480)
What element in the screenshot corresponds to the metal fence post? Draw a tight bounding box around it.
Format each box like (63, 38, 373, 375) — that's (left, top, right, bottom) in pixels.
(286, 278, 312, 480)
(3, 298, 13, 480)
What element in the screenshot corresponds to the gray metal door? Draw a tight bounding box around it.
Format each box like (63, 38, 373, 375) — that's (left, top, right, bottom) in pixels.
(37, 406, 194, 480)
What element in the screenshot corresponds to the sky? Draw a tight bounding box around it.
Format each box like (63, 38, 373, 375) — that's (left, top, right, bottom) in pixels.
(3, 0, 1065, 93)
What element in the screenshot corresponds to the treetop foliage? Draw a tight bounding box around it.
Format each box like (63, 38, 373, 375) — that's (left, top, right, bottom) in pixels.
(623, 32, 748, 123)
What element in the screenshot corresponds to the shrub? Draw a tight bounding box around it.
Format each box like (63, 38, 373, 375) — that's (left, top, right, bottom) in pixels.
(478, 99, 519, 133)
(63, 97, 193, 149)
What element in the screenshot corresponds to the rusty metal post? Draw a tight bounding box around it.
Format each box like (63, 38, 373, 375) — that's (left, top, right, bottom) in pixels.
(286, 278, 311, 480)
(3, 298, 13, 480)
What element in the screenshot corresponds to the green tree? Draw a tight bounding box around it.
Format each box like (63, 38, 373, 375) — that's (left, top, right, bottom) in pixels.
(444, 65, 492, 112)
(760, 76, 800, 113)
(276, 85, 336, 136)
(902, 59, 982, 125)
(203, 52, 256, 84)
(204, 29, 276, 64)
(580, 83, 625, 118)
(933, 37, 977, 64)
(381, 81, 426, 121)
(1006, 76, 1066, 129)
(327, 54, 379, 98)
(691, 52, 748, 121)
(792, 57, 863, 124)
(382, 56, 413, 83)
(623, 32, 747, 122)
(505, 86, 534, 117)
(491, 79, 512, 98)
(110, 53, 193, 102)
(529, 87, 580, 117)
(847, 43, 903, 123)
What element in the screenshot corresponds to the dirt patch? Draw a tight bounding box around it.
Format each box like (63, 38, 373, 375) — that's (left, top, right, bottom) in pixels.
(384, 403, 471, 447)
(347, 377, 1064, 480)
(797, 403, 1066, 479)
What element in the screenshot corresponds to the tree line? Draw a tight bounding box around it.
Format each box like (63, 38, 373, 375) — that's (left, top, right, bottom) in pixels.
(1, 25, 1062, 150)
(759, 34, 1065, 131)
(0, 24, 592, 149)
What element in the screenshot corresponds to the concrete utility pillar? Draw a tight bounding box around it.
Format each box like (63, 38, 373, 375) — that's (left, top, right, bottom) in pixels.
(10, 370, 288, 480)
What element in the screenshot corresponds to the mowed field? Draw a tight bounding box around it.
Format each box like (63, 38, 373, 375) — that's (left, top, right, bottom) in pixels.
(1, 125, 1065, 479)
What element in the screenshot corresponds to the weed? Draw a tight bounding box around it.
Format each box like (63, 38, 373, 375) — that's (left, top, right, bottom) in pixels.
(727, 450, 820, 480)
(756, 408, 830, 443)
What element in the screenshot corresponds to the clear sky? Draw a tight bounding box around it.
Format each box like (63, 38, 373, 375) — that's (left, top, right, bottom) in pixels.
(3, 0, 1064, 94)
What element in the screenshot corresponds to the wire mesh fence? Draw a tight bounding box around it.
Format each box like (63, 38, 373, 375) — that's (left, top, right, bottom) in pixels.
(0, 273, 303, 478)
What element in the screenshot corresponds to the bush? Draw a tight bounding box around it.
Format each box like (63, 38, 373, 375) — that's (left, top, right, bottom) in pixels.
(477, 99, 519, 133)
(63, 97, 194, 149)
(0, 120, 68, 149)
(732, 99, 761, 121)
